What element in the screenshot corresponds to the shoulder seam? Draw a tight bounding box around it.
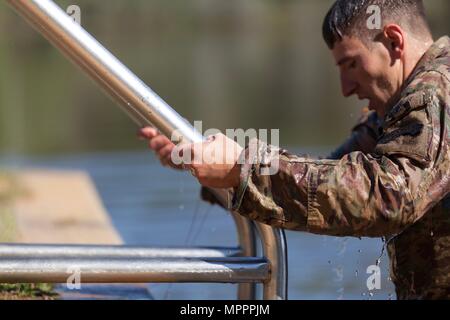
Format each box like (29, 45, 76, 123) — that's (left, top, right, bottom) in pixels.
(418, 69, 450, 85)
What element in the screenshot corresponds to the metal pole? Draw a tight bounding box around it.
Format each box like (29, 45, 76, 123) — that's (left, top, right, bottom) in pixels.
(0, 257, 269, 284)
(5, 0, 236, 223)
(231, 213, 257, 299)
(6, 0, 202, 144)
(256, 224, 288, 300)
(6, 0, 288, 300)
(0, 244, 241, 258)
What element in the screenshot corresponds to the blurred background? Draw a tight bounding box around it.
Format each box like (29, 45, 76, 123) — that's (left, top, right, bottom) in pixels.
(0, 0, 448, 300)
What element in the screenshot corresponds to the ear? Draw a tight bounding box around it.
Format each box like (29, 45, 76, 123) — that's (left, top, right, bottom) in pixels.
(382, 24, 405, 59)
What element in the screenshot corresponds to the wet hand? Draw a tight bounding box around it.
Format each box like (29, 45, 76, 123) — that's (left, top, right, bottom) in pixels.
(184, 133, 243, 189)
(138, 127, 183, 170)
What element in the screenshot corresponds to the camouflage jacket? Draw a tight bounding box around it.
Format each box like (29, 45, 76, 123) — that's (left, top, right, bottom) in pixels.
(227, 36, 450, 299)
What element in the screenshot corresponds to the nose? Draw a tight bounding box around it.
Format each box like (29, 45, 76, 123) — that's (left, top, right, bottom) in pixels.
(340, 73, 358, 97)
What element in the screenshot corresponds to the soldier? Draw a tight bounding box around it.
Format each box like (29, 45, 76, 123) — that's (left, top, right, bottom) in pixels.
(139, 0, 449, 299)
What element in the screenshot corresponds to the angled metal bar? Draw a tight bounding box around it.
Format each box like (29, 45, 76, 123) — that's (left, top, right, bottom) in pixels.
(0, 244, 241, 258)
(6, 0, 201, 144)
(0, 257, 269, 284)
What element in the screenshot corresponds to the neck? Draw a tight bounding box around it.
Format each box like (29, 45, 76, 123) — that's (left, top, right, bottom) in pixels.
(403, 38, 434, 82)
(381, 38, 434, 118)
(377, 38, 434, 118)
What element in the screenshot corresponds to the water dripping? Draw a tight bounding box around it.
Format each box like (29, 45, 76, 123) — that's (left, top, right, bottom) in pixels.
(375, 237, 387, 266)
(337, 287, 344, 300)
(337, 238, 348, 255)
(376, 258, 381, 267)
(333, 266, 344, 283)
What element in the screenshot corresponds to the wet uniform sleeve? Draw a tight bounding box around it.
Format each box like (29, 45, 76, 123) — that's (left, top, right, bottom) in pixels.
(201, 109, 381, 205)
(231, 85, 449, 238)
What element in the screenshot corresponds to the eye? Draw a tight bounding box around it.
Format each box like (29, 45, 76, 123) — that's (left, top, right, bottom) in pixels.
(348, 60, 357, 69)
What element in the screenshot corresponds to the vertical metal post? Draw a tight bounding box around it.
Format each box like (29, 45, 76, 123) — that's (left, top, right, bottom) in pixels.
(256, 224, 288, 300)
(231, 213, 257, 299)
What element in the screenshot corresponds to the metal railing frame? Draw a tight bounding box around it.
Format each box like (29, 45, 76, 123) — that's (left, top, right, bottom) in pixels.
(2, 0, 288, 300)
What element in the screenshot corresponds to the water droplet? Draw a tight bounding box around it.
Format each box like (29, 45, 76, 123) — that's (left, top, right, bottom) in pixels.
(430, 230, 434, 237)
(328, 260, 332, 264)
(336, 287, 345, 300)
(357, 249, 362, 253)
(361, 292, 366, 296)
(337, 238, 348, 255)
(387, 276, 392, 282)
(355, 270, 359, 277)
(369, 292, 374, 297)
(333, 266, 344, 282)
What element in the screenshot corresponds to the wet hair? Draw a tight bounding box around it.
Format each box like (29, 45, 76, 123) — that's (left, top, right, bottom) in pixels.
(322, 0, 431, 49)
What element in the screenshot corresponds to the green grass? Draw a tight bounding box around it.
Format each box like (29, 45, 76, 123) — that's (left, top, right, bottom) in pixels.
(0, 284, 58, 300)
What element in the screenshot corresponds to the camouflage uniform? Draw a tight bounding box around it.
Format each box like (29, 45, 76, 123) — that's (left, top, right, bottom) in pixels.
(206, 36, 450, 299)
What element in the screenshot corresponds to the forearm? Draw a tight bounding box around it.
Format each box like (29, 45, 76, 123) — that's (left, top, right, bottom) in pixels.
(232, 139, 418, 237)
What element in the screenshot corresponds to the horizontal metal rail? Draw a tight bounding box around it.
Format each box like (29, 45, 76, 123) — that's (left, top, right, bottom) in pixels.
(0, 257, 269, 284)
(0, 244, 241, 258)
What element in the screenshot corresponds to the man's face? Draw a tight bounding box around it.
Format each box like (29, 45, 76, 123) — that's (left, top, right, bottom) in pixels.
(332, 36, 400, 117)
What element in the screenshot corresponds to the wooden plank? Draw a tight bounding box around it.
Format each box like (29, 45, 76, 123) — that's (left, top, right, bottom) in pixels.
(3, 170, 154, 300)
(11, 170, 122, 245)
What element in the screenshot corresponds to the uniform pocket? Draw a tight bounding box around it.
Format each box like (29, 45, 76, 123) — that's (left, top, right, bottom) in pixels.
(375, 107, 433, 166)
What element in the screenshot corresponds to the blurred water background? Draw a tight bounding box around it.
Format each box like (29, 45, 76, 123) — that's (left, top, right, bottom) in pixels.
(0, 0, 449, 299)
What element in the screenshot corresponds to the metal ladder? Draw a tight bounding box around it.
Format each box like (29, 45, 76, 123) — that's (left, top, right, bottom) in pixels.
(1, 0, 288, 300)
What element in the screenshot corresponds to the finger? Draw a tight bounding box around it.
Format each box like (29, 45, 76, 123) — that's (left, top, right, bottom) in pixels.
(149, 135, 172, 152)
(138, 127, 158, 139)
(179, 143, 195, 164)
(162, 153, 183, 170)
(191, 142, 207, 165)
(159, 144, 174, 160)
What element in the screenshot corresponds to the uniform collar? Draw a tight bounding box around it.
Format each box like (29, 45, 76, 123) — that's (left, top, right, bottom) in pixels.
(406, 36, 450, 83)
(382, 36, 450, 128)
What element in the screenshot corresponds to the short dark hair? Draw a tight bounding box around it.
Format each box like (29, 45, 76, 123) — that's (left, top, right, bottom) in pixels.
(322, 0, 431, 49)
